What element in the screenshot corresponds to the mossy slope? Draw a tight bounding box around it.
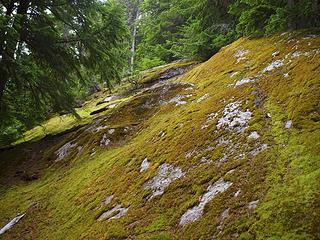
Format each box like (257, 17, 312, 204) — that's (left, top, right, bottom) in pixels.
(0, 31, 319, 240)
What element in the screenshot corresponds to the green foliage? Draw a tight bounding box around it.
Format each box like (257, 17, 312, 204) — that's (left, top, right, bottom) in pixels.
(135, 0, 237, 67)
(230, 0, 320, 36)
(137, 57, 166, 70)
(265, 7, 289, 35)
(0, 0, 129, 144)
(135, 0, 189, 69)
(134, 0, 319, 68)
(230, 3, 278, 37)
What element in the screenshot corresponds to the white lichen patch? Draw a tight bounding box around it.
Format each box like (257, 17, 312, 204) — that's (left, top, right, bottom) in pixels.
(205, 145, 214, 152)
(217, 208, 230, 231)
(103, 95, 116, 103)
(140, 158, 150, 172)
(144, 163, 184, 199)
(197, 94, 210, 103)
(250, 144, 268, 157)
(219, 154, 228, 163)
(179, 179, 232, 226)
(285, 120, 293, 129)
(95, 125, 108, 132)
(248, 131, 260, 140)
(159, 130, 166, 138)
(108, 129, 115, 135)
(288, 49, 320, 59)
(97, 204, 128, 221)
(100, 134, 111, 147)
(234, 189, 241, 197)
(90, 148, 96, 156)
(234, 77, 257, 87)
(248, 200, 259, 210)
(217, 136, 230, 146)
(262, 60, 284, 73)
(221, 208, 230, 221)
(103, 95, 115, 103)
(302, 34, 318, 39)
(272, 51, 280, 57)
(200, 157, 211, 164)
(108, 103, 118, 109)
(237, 153, 246, 160)
(234, 47, 249, 64)
(169, 94, 193, 106)
(77, 146, 83, 154)
(95, 195, 114, 210)
(0, 213, 25, 235)
(55, 141, 78, 162)
(185, 149, 199, 159)
(292, 51, 302, 58)
(217, 102, 252, 133)
(230, 72, 239, 78)
(102, 195, 114, 205)
(201, 112, 218, 129)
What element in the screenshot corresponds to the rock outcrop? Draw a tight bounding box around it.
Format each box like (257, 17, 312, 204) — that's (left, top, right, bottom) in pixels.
(0, 31, 319, 240)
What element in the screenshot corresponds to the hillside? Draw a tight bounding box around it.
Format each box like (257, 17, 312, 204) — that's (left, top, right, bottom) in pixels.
(0, 31, 320, 239)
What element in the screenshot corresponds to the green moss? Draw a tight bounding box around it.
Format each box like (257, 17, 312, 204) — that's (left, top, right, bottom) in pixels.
(0, 31, 319, 240)
(148, 234, 172, 240)
(143, 216, 167, 233)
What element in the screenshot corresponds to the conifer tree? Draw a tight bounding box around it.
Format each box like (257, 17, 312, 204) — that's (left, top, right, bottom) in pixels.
(0, 0, 128, 140)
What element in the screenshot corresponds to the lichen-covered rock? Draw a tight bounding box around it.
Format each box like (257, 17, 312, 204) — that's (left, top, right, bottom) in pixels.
(0, 213, 25, 235)
(144, 164, 184, 199)
(97, 204, 128, 221)
(55, 141, 78, 161)
(168, 94, 193, 106)
(262, 60, 284, 73)
(234, 47, 249, 63)
(179, 179, 232, 226)
(197, 94, 210, 103)
(140, 158, 150, 172)
(248, 200, 259, 210)
(1, 32, 319, 240)
(248, 131, 260, 140)
(217, 102, 252, 133)
(234, 77, 257, 87)
(100, 134, 111, 147)
(285, 120, 293, 129)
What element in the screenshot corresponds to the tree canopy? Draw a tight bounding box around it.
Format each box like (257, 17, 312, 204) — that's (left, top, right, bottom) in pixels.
(0, 0, 129, 141)
(134, 0, 319, 69)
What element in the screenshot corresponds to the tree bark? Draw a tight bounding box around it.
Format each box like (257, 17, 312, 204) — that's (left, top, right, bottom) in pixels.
(287, 0, 296, 29)
(129, 7, 139, 74)
(312, 0, 319, 26)
(0, 71, 7, 108)
(0, 0, 17, 57)
(287, 0, 294, 8)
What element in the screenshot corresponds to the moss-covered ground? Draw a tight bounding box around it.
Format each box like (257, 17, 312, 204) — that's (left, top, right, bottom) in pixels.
(0, 31, 319, 239)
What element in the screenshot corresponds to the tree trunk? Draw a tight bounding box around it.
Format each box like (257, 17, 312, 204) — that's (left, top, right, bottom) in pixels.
(0, 1, 16, 58)
(312, 0, 319, 26)
(0, 71, 7, 107)
(129, 7, 139, 74)
(287, 0, 296, 29)
(287, 0, 294, 8)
